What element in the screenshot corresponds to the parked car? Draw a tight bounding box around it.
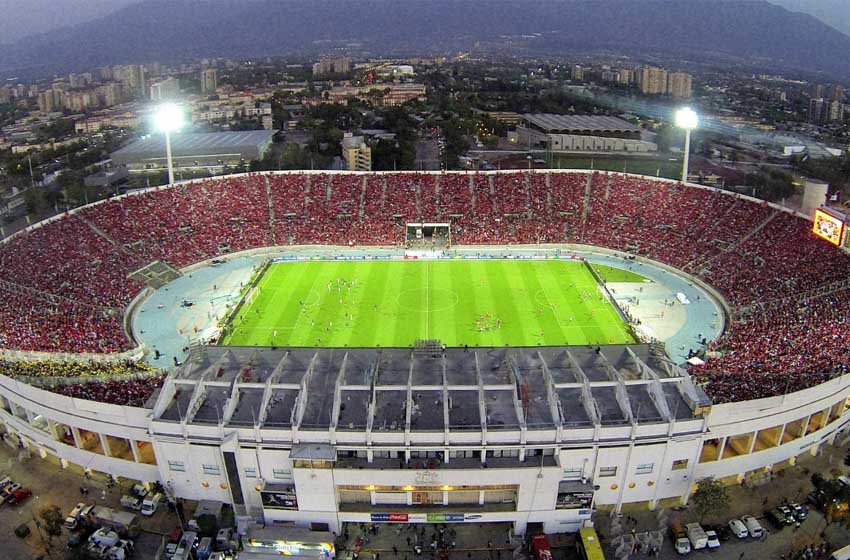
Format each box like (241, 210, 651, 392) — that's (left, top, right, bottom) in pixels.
(790, 503, 808, 521)
(728, 518, 749, 539)
(65, 503, 86, 529)
(7, 487, 32, 505)
(706, 524, 731, 542)
(766, 508, 789, 528)
(778, 504, 800, 526)
(140, 492, 163, 516)
(742, 515, 764, 538)
(705, 530, 721, 550)
(0, 482, 21, 502)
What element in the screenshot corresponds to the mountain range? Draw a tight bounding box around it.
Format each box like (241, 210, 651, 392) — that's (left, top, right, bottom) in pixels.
(1, 0, 849, 81)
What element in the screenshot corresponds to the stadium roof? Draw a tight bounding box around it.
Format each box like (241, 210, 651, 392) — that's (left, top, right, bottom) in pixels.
(153, 344, 708, 430)
(111, 130, 275, 163)
(522, 114, 641, 134)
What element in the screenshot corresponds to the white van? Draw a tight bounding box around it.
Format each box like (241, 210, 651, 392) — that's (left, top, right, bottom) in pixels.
(140, 492, 163, 516)
(831, 544, 850, 560)
(728, 518, 749, 538)
(741, 515, 763, 538)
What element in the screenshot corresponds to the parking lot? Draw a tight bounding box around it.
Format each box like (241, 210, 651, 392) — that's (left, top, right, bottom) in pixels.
(593, 439, 850, 559)
(0, 440, 178, 559)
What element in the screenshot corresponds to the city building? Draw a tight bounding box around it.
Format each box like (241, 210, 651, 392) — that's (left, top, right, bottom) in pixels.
(809, 98, 826, 123)
(100, 83, 124, 107)
(201, 68, 218, 95)
(325, 84, 426, 107)
(572, 65, 585, 82)
(667, 72, 693, 100)
(638, 66, 668, 95)
(37, 89, 61, 113)
(518, 114, 655, 153)
(111, 130, 275, 172)
(149, 77, 180, 102)
(115, 64, 147, 99)
(312, 57, 352, 77)
(341, 133, 372, 171)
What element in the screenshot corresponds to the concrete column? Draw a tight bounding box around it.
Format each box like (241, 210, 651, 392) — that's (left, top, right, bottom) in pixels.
(716, 437, 728, 461)
(47, 419, 61, 442)
(71, 427, 83, 449)
(100, 433, 112, 457)
(130, 439, 141, 463)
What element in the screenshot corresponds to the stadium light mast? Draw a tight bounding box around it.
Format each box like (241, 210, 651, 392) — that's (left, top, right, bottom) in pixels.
(154, 103, 184, 185)
(675, 107, 698, 184)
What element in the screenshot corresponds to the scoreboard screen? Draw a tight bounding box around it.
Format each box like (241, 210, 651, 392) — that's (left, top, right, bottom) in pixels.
(812, 208, 845, 246)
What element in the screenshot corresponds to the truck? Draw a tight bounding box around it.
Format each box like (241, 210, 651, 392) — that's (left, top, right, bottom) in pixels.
(670, 520, 691, 555)
(686, 522, 708, 550)
(119, 494, 142, 510)
(172, 530, 198, 560)
(85, 506, 140, 538)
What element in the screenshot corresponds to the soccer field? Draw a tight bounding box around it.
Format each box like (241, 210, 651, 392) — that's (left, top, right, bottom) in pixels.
(220, 260, 635, 348)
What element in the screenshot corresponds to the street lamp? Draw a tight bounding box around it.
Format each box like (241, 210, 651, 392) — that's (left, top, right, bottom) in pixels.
(675, 107, 698, 183)
(153, 103, 184, 185)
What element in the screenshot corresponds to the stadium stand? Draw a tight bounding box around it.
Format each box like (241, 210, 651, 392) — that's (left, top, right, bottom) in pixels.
(1, 171, 848, 404)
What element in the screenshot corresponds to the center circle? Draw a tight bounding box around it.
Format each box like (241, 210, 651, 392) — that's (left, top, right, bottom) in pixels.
(533, 288, 559, 310)
(396, 288, 460, 313)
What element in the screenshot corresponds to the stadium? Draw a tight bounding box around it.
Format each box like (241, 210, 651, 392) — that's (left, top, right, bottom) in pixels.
(0, 170, 849, 536)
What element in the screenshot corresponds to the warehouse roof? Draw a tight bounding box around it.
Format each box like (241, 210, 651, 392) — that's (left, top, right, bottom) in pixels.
(522, 114, 641, 134)
(112, 130, 275, 162)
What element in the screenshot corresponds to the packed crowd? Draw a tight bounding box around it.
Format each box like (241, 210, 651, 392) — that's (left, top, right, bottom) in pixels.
(46, 376, 165, 407)
(0, 360, 162, 406)
(1, 171, 849, 404)
(0, 359, 157, 379)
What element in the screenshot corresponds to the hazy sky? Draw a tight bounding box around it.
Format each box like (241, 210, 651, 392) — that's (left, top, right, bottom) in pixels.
(0, 0, 140, 44)
(0, 0, 848, 46)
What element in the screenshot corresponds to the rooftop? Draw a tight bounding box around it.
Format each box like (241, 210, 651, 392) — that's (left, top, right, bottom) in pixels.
(522, 114, 641, 134)
(153, 344, 708, 432)
(112, 130, 275, 161)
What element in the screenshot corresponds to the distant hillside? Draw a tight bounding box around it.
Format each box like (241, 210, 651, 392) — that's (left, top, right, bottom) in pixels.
(1, 0, 849, 80)
(769, 0, 850, 39)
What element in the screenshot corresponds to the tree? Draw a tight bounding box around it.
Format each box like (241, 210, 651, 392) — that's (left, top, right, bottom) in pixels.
(23, 187, 45, 214)
(691, 478, 730, 522)
(39, 504, 64, 548)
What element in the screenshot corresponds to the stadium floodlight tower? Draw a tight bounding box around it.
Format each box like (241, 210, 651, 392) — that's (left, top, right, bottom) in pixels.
(153, 103, 184, 185)
(675, 107, 698, 184)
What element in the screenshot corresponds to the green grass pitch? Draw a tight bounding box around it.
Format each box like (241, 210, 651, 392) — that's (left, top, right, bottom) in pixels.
(590, 263, 649, 283)
(220, 260, 635, 348)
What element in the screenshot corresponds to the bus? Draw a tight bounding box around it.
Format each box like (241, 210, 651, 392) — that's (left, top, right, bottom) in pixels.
(577, 527, 606, 560)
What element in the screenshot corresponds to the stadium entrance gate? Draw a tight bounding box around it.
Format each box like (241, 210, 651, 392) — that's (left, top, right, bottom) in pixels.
(406, 223, 450, 250)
